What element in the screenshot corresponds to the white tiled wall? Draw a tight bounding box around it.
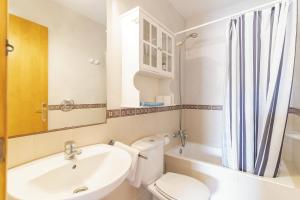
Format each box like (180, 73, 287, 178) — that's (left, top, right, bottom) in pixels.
(48, 108, 106, 130)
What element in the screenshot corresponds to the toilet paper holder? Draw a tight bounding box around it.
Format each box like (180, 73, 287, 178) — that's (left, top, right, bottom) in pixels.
(108, 139, 148, 160)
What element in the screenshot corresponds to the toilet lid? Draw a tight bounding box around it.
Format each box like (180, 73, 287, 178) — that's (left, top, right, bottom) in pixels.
(154, 173, 210, 200)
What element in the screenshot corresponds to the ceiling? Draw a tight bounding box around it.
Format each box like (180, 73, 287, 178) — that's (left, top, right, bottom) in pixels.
(52, 0, 106, 25)
(50, 0, 272, 26)
(168, 0, 270, 19)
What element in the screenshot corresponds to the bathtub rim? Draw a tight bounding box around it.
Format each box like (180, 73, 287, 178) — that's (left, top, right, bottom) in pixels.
(165, 142, 300, 190)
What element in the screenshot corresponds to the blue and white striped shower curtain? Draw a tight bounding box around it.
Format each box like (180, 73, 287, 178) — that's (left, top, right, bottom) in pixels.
(223, 0, 297, 177)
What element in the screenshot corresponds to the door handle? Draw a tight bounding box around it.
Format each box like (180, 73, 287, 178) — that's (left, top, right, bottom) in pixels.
(35, 102, 47, 122)
(0, 138, 4, 162)
(6, 40, 14, 55)
(41, 102, 47, 122)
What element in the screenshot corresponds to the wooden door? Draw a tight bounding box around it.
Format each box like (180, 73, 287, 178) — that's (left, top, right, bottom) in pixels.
(0, 0, 7, 199)
(8, 15, 48, 137)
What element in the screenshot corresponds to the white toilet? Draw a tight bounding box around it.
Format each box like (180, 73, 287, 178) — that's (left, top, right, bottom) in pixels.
(131, 135, 210, 200)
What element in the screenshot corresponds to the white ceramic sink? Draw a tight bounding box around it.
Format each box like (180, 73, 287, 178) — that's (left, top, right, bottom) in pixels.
(8, 144, 132, 200)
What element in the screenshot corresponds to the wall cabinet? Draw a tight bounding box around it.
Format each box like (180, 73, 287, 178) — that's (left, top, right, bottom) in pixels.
(121, 7, 175, 107)
(121, 7, 174, 79)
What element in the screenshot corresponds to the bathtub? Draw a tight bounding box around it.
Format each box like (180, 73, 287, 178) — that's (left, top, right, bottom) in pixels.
(165, 142, 300, 200)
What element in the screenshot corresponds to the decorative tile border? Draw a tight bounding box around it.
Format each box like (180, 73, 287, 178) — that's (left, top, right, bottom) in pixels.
(48, 103, 107, 111)
(106, 104, 224, 119)
(181, 104, 223, 110)
(9, 104, 299, 138)
(107, 105, 180, 119)
(289, 107, 300, 116)
(45, 103, 300, 118)
(106, 104, 298, 119)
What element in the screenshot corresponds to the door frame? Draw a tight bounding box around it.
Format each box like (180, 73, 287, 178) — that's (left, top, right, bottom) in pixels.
(0, 0, 8, 199)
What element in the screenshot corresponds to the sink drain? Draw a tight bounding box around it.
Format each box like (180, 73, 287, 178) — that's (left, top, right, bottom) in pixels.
(73, 186, 88, 194)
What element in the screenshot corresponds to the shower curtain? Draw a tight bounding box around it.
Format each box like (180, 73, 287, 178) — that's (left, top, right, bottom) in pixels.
(223, 0, 297, 177)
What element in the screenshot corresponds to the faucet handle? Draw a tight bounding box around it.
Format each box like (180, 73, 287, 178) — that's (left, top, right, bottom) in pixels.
(65, 141, 81, 153)
(65, 140, 75, 147)
(173, 130, 186, 138)
(64, 141, 75, 152)
(64, 141, 82, 160)
(76, 148, 82, 155)
(172, 131, 179, 138)
(183, 131, 188, 139)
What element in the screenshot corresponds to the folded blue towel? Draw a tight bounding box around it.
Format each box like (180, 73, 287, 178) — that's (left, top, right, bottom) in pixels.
(140, 102, 164, 107)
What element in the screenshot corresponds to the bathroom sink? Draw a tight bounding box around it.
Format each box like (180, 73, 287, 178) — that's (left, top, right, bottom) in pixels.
(8, 144, 132, 200)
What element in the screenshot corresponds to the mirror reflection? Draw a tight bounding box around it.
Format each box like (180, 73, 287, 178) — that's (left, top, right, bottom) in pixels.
(8, 0, 107, 137)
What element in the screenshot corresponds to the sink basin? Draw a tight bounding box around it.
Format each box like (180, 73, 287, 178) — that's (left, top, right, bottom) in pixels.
(8, 144, 132, 200)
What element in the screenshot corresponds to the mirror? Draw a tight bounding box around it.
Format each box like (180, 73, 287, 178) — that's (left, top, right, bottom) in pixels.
(7, 0, 107, 137)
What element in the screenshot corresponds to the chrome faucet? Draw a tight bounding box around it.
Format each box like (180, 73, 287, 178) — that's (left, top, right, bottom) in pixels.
(173, 130, 188, 147)
(64, 141, 82, 160)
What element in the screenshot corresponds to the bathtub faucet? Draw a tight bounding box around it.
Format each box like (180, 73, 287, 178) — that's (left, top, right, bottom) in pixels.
(173, 130, 188, 147)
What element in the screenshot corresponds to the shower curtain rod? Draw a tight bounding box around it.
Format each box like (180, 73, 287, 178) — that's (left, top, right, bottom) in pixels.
(175, 0, 283, 35)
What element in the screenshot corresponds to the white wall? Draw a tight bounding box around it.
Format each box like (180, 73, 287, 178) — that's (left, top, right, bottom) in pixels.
(183, 22, 226, 105)
(181, 21, 226, 147)
(48, 108, 106, 129)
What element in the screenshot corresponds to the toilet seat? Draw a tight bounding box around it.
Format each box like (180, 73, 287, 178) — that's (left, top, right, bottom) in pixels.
(148, 172, 210, 200)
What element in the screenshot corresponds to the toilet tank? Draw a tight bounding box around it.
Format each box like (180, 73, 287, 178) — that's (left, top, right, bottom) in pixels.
(131, 136, 165, 185)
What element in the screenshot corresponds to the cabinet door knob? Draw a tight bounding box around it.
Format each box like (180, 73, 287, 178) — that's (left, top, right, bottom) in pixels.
(132, 18, 139, 24)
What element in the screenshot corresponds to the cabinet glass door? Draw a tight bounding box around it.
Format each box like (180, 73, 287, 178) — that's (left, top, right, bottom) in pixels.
(160, 31, 173, 75)
(142, 16, 174, 77)
(167, 35, 173, 73)
(143, 19, 150, 66)
(150, 24, 158, 68)
(142, 18, 158, 72)
(161, 32, 167, 72)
